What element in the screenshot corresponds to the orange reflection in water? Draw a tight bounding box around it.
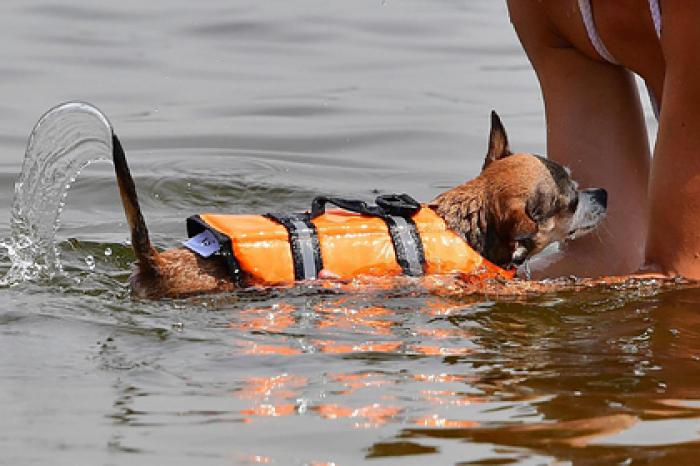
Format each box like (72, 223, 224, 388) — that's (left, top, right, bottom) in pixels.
(242, 340, 475, 357)
(229, 293, 491, 432)
(233, 368, 490, 432)
(420, 389, 484, 407)
(413, 414, 479, 428)
(237, 374, 307, 422)
(415, 298, 469, 317)
(236, 373, 403, 428)
(240, 454, 336, 465)
(411, 372, 486, 408)
(240, 403, 296, 417)
(231, 303, 296, 334)
(313, 339, 402, 354)
(413, 373, 475, 384)
(313, 403, 402, 428)
(409, 345, 472, 356)
(414, 326, 468, 338)
(327, 372, 395, 395)
(237, 373, 308, 400)
(315, 304, 393, 335)
(230, 294, 480, 359)
(239, 454, 274, 464)
(241, 342, 302, 355)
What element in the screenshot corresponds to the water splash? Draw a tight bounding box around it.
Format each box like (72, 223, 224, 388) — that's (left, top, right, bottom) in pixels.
(1, 102, 114, 284)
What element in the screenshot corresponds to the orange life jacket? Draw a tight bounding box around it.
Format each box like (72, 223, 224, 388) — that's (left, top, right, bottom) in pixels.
(185, 195, 514, 286)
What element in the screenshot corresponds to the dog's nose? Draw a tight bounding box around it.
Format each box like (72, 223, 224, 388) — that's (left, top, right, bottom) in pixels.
(585, 188, 607, 209)
(593, 188, 607, 208)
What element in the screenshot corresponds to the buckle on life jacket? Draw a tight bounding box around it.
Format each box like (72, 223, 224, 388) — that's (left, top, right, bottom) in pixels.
(310, 193, 420, 219)
(375, 193, 421, 218)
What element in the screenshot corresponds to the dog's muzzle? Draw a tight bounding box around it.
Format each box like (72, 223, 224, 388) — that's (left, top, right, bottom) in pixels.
(567, 188, 608, 239)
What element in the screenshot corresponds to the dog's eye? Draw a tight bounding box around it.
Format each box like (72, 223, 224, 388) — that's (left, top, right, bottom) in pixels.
(568, 196, 579, 212)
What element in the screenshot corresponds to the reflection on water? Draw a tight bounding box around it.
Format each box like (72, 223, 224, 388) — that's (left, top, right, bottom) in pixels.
(86, 278, 700, 464)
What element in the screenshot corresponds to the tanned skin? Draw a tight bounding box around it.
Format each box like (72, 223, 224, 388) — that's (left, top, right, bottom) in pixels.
(508, 0, 700, 279)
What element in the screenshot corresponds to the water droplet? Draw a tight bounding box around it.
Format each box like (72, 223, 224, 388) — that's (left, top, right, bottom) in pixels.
(104, 247, 112, 256)
(85, 255, 95, 270)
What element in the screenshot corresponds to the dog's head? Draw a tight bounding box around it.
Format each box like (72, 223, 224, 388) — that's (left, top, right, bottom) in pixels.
(432, 111, 607, 268)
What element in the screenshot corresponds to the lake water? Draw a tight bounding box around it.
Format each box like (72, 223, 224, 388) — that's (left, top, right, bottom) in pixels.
(3, 1, 697, 465)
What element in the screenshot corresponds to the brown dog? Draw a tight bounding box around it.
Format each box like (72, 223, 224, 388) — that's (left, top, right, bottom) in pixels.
(113, 112, 607, 298)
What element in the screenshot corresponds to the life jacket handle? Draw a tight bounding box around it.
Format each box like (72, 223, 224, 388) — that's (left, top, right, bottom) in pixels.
(375, 193, 421, 217)
(310, 193, 420, 219)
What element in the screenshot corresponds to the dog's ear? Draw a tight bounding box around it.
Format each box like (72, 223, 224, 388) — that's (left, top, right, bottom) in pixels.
(482, 111, 512, 170)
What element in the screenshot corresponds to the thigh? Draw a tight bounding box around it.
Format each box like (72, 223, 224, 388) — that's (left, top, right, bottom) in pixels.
(645, 1, 700, 277)
(509, 0, 650, 276)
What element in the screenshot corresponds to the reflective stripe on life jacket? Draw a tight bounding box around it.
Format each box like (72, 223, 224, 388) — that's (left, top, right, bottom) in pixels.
(186, 205, 514, 286)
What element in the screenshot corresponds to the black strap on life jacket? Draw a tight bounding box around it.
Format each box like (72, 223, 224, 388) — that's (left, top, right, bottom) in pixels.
(310, 193, 420, 219)
(383, 214, 425, 277)
(264, 213, 323, 281)
(309, 193, 426, 277)
(186, 215, 245, 286)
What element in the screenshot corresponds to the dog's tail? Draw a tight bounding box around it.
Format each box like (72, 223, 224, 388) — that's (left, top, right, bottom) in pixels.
(112, 133, 160, 275)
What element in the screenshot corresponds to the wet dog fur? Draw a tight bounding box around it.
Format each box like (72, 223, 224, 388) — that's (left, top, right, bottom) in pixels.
(113, 112, 607, 298)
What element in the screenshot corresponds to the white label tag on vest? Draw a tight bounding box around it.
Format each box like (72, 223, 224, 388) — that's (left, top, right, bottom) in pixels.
(183, 230, 221, 258)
